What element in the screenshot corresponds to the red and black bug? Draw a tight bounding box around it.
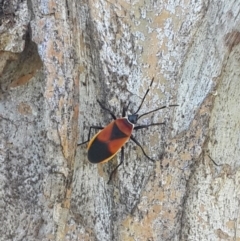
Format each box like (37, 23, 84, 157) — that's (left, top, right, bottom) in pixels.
(78, 78, 178, 182)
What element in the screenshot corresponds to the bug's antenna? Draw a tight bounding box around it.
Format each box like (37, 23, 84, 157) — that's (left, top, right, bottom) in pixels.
(137, 104, 179, 120)
(133, 77, 154, 114)
(122, 102, 131, 117)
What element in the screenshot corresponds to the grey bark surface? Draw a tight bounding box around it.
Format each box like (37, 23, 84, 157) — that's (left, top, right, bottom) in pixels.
(0, 0, 239, 241)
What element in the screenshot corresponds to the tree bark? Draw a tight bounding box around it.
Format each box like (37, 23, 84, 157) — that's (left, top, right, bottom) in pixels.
(0, 0, 239, 240)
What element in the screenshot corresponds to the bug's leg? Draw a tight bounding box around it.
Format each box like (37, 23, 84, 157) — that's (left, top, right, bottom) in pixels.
(130, 135, 155, 162)
(107, 147, 124, 184)
(78, 126, 104, 146)
(97, 100, 117, 120)
(134, 122, 165, 130)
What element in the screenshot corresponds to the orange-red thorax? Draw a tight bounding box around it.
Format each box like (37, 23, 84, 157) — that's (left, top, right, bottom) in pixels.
(98, 118, 133, 141)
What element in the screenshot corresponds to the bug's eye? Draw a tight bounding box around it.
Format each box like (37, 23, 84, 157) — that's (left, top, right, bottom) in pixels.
(128, 114, 138, 124)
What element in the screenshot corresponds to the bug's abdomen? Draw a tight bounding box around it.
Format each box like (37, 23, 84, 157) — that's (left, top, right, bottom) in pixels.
(87, 118, 133, 163)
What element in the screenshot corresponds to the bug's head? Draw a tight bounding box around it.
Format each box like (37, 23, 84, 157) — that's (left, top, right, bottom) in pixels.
(127, 114, 138, 124)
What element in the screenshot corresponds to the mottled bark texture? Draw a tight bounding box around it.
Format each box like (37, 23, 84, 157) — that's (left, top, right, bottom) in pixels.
(0, 0, 239, 240)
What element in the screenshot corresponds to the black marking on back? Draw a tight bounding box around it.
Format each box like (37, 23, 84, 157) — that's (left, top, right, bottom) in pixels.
(88, 138, 112, 163)
(110, 122, 128, 140)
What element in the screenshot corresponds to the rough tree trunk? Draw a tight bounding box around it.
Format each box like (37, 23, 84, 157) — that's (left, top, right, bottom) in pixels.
(0, 0, 239, 240)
